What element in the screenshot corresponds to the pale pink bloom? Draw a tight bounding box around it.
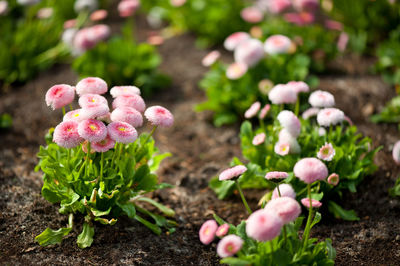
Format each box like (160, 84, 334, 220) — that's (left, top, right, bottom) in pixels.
(53, 121, 83, 148)
(144, 106, 174, 128)
(240, 6, 263, 23)
(219, 165, 247, 181)
(202, 50, 221, 67)
(264, 35, 292, 55)
(78, 119, 107, 142)
(287, 81, 309, 94)
(265, 197, 301, 224)
(284, 12, 315, 26)
(268, 84, 297, 104)
(45, 84, 75, 110)
(64, 19, 77, 29)
(112, 94, 146, 113)
(259, 104, 271, 119)
(0, 1, 8, 16)
(76, 77, 108, 96)
(318, 127, 326, 136)
(393, 141, 400, 164)
(107, 121, 138, 144)
(223, 32, 251, 51)
(271, 184, 296, 199)
(170, 0, 186, 7)
(111, 106, 143, 127)
(265, 171, 288, 180)
(301, 198, 322, 208)
(337, 32, 349, 52)
(234, 38, 265, 67)
(258, 79, 274, 95)
(317, 108, 345, 127)
(147, 35, 164, 46)
(110, 86, 141, 98)
(37, 7, 53, 19)
(118, 0, 140, 17)
(277, 110, 301, 138)
(81, 104, 110, 119)
(63, 109, 90, 122)
(245, 101, 261, 118)
(292, 0, 319, 11)
(324, 20, 343, 31)
(91, 134, 115, 152)
(266, 0, 292, 14)
(308, 90, 335, 108)
(73, 25, 110, 53)
(62, 28, 78, 47)
(278, 129, 301, 154)
(90, 24, 111, 41)
(302, 107, 320, 120)
(78, 94, 108, 108)
(90, 9, 108, 21)
(327, 173, 339, 186)
(274, 141, 290, 156)
(294, 158, 328, 184)
(252, 133, 266, 146)
(216, 224, 229, 237)
(217, 235, 243, 258)
(199, 220, 218, 245)
(81, 140, 95, 154)
(246, 209, 283, 241)
(317, 142, 335, 161)
(226, 62, 248, 80)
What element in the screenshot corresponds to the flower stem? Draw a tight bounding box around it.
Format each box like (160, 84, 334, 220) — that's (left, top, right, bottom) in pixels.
(276, 183, 288, 246)
(67, 148, 71, 171)
(235, 180, 252, 214)
(302, 183, 313, 254)
(62, 106, 66, 116)
(136, 126, 157, 155)
(294, 98, 300, 116)
(100, 152, 104, 182)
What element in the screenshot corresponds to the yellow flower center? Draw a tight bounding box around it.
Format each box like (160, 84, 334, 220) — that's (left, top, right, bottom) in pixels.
(89, 124, 98, 131)
(118, 126, 126, 132)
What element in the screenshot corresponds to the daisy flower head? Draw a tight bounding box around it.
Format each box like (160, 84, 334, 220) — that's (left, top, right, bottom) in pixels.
(76, 77, 108, 96)
(302, 107, 320, 120)
(265, 197, 301, 224)
(107, 121, 138, 144)
(265, 171, 288, 180)
(78, 93, 108, 108)
(287, 81, 309, 94)
(111, 106, 143, 128)
(278, 129, 301, 154)
(90, 9, 108, 21)
(266, 0, 292, 14)
(226, 62, 248, 80)
(81, 104, 110, 119)
(78, 119, 107, 143)
(45, 84, 75, 110)
(274, 141, 290, 156)
(317, 108, 345, 127)
(240, 6, 263, 23)
(112, 94, 146, 113)
(308, 90, 335, 108)
(224, 32, 251, 51)
(259, 104, 271, 119)
(246, 209, 283, 242)
(327, 173, 339, 186)
(53, 121, 83, 148)
(144, 106, 174, 128)
(317, 142, 335, 161)
(301, 198, 322, 208)
(91, 134, 115, 152)
(202, 50, 221, 67)
(264, 35, 292, 55)
(217, 235, 244, 258)
(110, 86, 141, 98)
(252, 132, 266, 146)
(219, 165, 247, 181)
(271, 184, 296, 199)
(268, 84, 297, 104)
(216, 224, 229, 237)
(234, 38, 265, 67)
(293, 157, 328, 184)
(63, 108, 90, 123)
(277, 110, 301, 138)
(244, 101, 261, 119)
(199, 220, 218, 245)
(118, 0, 140, 17)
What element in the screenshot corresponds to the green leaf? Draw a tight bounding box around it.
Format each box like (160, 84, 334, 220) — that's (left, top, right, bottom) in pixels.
(328, 201, 359, 221)
(325, 238, 336, 260)
(310, 212, 322, 229)
(118, 202, 136, 219)
(35, 227, 72, 246)
(77, 222, 94, 249)
(209, 177, 236, 199)
(134, 215, 161, 235)
(220, 257, 252, 266)
(389, 176, 400, 197)
(94, 217, 117, 225)
(137, 197, 175, 217)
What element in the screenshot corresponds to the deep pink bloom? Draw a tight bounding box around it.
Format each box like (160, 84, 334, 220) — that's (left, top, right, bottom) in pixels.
(144, 106, 174, 128)
(107, 121, 138, 144)
(317, 108, 345, 127)
(224, 32, 251, 51)
(111, 106, 143, 127)
(245, 101, 261, 118)
(81, 104, 110, 119)
(217, 235, 243, 258)
(78, 119, 107, 142)
(246, 209, 283, 242)
(110, 86, 141, 98)
(277, 110, 301, 138)
(302, 107, 320, 120)
(219, 165, 247, 181)
(234, 38, 265, 67)
(45, 84, 75, 110)
(268, 84, 297, 104)
(216, 224, 229, 237)
(63, 109, 90, 122)
(317, 142, 335, 161)
(202, 50, 221, 67)
(90, 9, 108, 21)
(393, 141, 400, 164)
(76, 77, 108, 96)
(264, 35, 292, 55)
(266, 0, 292, 14)
(91, 134, 115, 152)
(337, 32, 349, 52)
(301, 198, 322, 208)
(327, 173, 339, 186)
(259, 104, 271, 119)
(272, 184, 296, 199)
(226, 62, 248, 80)
(274, 141, 290, 156)
(199, 220, 218, 245)
(294, 158, 328, 184)
(240, 6, 263, 23)
(265, 171, 288, 180)
(265, 197, 301, 224)
(287, 81, 309, 94)
(118, 0, 140, 17)
(78, 93, 108, 108)
(53, 121, 83, 148)
(308, 90, 335, 108)
(112, 94, 146, 112)
(252, 132, 266, 146)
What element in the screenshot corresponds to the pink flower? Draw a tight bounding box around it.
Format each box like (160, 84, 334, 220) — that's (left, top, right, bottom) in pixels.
(245, 101, 261, 118)
(393, 140, 400, 164)
(274, 141, 290, 156)
(144, 106, 174, 128)
(292, 0, 319, 11)
(0, 1, 8, 16)
(81, 104, 110, 119)
(147, 34, 164, 46)
(265, 197, 301, 224)
(202, 50, 220, 67)
(265, 171, 288, 180)
(111, 106, 143, 127)
(301, 198, 322, 208)
(266, 0, 292, 14)
(78, 119, 107, 142)
(217, 235, 243, 258)
(272, 184, 296, 199)
(268, 84, 297, 104)
(278, 129, 301, 154)
(224, 32, 251, 51)
(199, 220, 218, 245)
(97, 112, 111, 123)
(259, 104, 271, 119)
(308, 90, 335, 108)
(302, 107, 320, 120)
(240, 6, 263, 23)
(53, 121, 83, 148)
(170, 0, 186, 7)
(112, 94, 146, 113)
(78, 94, 108, 108)
(324, 20, 343, 31)
(226, 62, 248, 80)
(246, 209, 283, 241)
(219, 165, 247, 181)
(252, 133, 266, 146)
(284, 12, 315, 26)
(37, 7, 53, 19)
(317, 108, 345, 127)
(216, 224, 229, 237)
(91, 134, 115, 152)
(63, 109, 90, 122)
(318, 127, 326, 136)
(118, 0, 140, 17)
(90, 9, 108, 21)
(277, 110, 301, 138)
(317, 142, 335, 161)
(107, 121, 138, 144)
(62, 28, 78, 47)
(90, 24, 110, 41)
(327, 173, 339, 186)
(64, 19, 76, 29)
(45, 84, 75, 110)
(110, 86, 141, 98)
(337, 32, 349, 52)
(76, 77, 108, 96)
(234, 38, 265, 67)
(264, 35, 292, 55)
(287, 81, 309, 94)
(73, 25, 110, 53)
(293, 158, 328, 184)
(258, 79, 274, 95)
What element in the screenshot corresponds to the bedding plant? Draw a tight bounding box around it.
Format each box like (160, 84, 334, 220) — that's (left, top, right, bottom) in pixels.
(35, 77, 175, 248)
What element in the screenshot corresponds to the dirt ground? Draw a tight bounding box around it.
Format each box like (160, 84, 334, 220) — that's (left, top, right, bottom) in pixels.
(1, 14, 400, 265)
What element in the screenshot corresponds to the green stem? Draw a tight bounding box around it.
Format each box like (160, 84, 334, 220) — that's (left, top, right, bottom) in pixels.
(85, 142, 91, 177)
(302, 184, 313, 254)
(116, 143, 124, 164)
(136, 126, 158, 155)
(235, 180, 252, 214)
(68, 213, 74, 228)
(69, 104, 73, 111)
(67, 148, 71, 171)
(62, 106, 66, 116)
(100, 152, 104, 182)
(294, 98, 300, 116)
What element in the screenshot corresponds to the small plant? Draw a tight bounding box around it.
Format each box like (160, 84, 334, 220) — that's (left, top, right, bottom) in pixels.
(35, 77, 175, 248)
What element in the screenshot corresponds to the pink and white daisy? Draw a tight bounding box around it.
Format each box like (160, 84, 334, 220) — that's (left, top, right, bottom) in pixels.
(302, 107, 320, 120)
(91, 134, 115, 152)
(317, 108, 345, 127)
(111, 106, 143, 127)
(90, 9, 108, 21)
(264, 35, 292, 55)
(293, 0, 320, 11)
(252, 133, 266, 146)
(258, 79, 274, 95)
(110, 86, 141, 98)
(76, 77, 108, 96)
(393, 141, 400, 164)
(64, 19, 76, 29)
(53, 121, 83, 148)
(324, 20, 343, 31)
(226, 62, 248, 80)
(268, 84, 297, 104)
(259, 104, 271, 119)
(78, 119, 107, 143)
(217, 235, 243, 258)
(265, 197, 301, 224)
(45, 84, 75, 110)
(318, 127, 327, 136)
(246, 209, 283, 242)
(107, 121, 138, 144)
(271, 184, 296, 199)
(78, 93, 108, 108)
(216, 224, 229, 237)
(118, 0, 140, 17)
(112, 94, 146, 113)
(0, 1, 8, 16)
(278, 129, 301, 154)
(287, 81, 309, 94)
(308, 90, 335, 108)
(337, 32, 349, 52)
(265, 171, 288, 180)
(327, 173, 339, 186)
(224, 32, 251, 51)
(317, 142, 335, 161)
(234, 38, 265, 67)
(277, 110, 301, 138)
(266, 0, 292, 14)
(81, 104, 110, 119)
(202, 50, 221, 67)
(219, 165, 247, 181)
(63, 109, 90, 122)
(284, 12, 315, 26)
(144, 106, 174, 128)
(244, 101, 261, 119)
(199, 220, 218, 245)
(293, 158, 328, 184)
(274, 141, 290, 156)
(240, 6, 263, 23)
(301, 198, 322, 208)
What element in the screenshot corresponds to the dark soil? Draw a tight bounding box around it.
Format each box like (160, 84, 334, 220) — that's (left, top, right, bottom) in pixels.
(1, 14, 400, 266)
